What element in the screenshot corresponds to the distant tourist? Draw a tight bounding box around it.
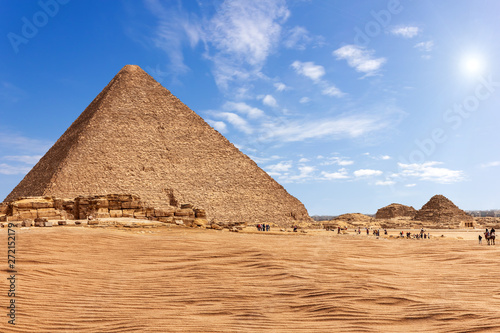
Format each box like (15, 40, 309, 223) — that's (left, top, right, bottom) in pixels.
(266, 224, 270, 232)
(479, 234, 482, 244)
(293, 225, 297, 232)
(338, 227, 341, 234)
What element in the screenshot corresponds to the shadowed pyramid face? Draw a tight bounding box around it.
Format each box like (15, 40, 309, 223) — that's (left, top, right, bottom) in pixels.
(5, 65, 310, 226)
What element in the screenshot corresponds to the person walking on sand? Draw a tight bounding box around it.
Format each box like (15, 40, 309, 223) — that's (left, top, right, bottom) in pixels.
(479, 234, 482, 244)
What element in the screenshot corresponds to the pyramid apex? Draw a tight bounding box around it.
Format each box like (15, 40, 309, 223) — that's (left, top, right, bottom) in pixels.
(118, 64, 146, 74)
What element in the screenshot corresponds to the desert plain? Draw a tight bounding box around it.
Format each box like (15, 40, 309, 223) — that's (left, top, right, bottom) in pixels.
(1, 224, 499, 333)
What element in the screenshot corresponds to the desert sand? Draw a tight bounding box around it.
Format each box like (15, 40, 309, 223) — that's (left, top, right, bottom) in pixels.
(1, 226, 499, 332)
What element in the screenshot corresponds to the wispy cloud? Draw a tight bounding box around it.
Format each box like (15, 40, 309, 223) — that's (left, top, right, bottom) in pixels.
(480, 161, 500, 168)
(397, 162, 465, 184)
(291, 60, 325, 81)
(414, 40, 434, 52)
(291, 60, 344, 97)
(299, 97, 310, 103)
(261, 114, 389, 142)
(274, 82, 287, 91)
(0, 133, 52, 154)
(0, 163, 31, 175)
(354, 169, 383, 177)
(321, 168, 349, 180)
(322, 85, 344, 97)
(213, 112, 253, 134)
(0, 82, 26, 103)
(206, 0, 289, 88)
(3, 155, 42, 165)
(283, 26, 311, 50)
(320, 156, 354, 166)
(375, 180, 395, 186)
(144, 0, 204, 76)
(261, 94, 278, 107)
(333, 45, 386, 76)
(390, 26, 420, 38)
(223, 101, 265, 118)
(206, 119, 228, 133)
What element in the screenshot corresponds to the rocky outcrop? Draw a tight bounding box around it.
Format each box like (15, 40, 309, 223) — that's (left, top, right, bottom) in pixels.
(413, 195, 473, 227)
(0, 195, 208, 228)
(4, 65, 309, 226)
(375, 203, 417, 219)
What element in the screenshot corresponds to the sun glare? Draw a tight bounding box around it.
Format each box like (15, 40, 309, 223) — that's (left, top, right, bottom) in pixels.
(461, 55, 484, 76)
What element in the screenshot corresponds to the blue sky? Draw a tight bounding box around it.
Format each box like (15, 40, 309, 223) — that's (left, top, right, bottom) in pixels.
(1, 0, 499, 215)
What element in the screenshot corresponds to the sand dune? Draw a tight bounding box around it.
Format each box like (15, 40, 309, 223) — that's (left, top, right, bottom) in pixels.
(1, 227, 499, 332)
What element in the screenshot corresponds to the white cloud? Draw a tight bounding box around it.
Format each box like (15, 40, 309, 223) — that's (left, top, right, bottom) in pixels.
(322, 168, 349, 180)
(274, 82, 287, 91)
(144, 0, 203, 76)
(299, 97, 310, 103)
(261, 114, 388, 142)
(207, 0, 289, 88)
(215, 112, 253, 134)
(414, 40, 434, 52)
(381, 155, 391, 160)
(298, 158, 309, 163)
(320, 156, 354, 166)
(0, 163, 31, 175)
(206, 120, 228, 133)
(0, 133, 52, 154)
(283, 26, 311, 50)
(405, 183, 417, 187)
(322, 85, 344, 97)
(397, 161, 465, 184)
(375, 180, 395, 186)
(333, 45, 386, 76)
(354, 169, 383, 177)
(290, 165, 316, 180)
(291, 60, 325, 81)
(223, 101, 265, 118)
(391, 26, 420, 38)
(262, 94, 278, 107)
(481, 161, 500, 168)
(266, 160, 292, 173)
(3, 155, 42, 165)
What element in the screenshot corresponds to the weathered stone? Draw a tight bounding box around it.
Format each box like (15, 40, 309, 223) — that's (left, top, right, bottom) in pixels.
(194, 209, 207, 218)
(122, 209, 135, 217)
(58, 221, 67, 225)
(154, 208, 174, 217)
(181, 203, 193, 209)
(174, 209, 194, 217)
(134, 210, 146, 219)
(37, 208, 60, 219)
(122, 201, 142, 209)
(44, 221, 53, 227)
(22, 219, 33, 227)
(193, 218, 208, 227)
(0, 203, 9, 215)
(35, 217, 48, 223)
(19, 209, 38, 219)
(158, 216, 173, 223)
(32, 200, 54, 209)
(376, 203, 417, 219)
(35, 221, 44, 227)
(109, 210, 123, 218)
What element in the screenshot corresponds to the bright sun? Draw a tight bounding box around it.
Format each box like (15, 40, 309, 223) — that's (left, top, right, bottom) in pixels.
(461, 55, 484, 75)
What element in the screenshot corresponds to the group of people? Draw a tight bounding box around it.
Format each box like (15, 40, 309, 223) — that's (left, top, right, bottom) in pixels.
(479, 228, 496, 245)
(256, 224, 270, 232)
(399, 229, 430, 239)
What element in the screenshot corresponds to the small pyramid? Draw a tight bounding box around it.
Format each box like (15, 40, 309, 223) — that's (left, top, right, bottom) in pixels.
(4, 65, 310, 225)
(413, 194, 472, 225)
(375, 203, 417, 219)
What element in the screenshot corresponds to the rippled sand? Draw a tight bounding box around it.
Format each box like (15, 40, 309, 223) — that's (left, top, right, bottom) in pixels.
(1, 226, 499, 332)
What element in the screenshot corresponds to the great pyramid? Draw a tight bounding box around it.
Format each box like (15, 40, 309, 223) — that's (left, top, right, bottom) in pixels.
(413, 194, 473, 226)
(375, 203, 417, 219)
(4, 65, 310, 225)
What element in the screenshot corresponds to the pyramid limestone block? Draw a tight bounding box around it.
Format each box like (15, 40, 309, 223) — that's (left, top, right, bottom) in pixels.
(4, 65, 309, 226)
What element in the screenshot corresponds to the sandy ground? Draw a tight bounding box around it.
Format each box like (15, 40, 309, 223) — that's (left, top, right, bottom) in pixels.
(1, 225, 499, 332)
